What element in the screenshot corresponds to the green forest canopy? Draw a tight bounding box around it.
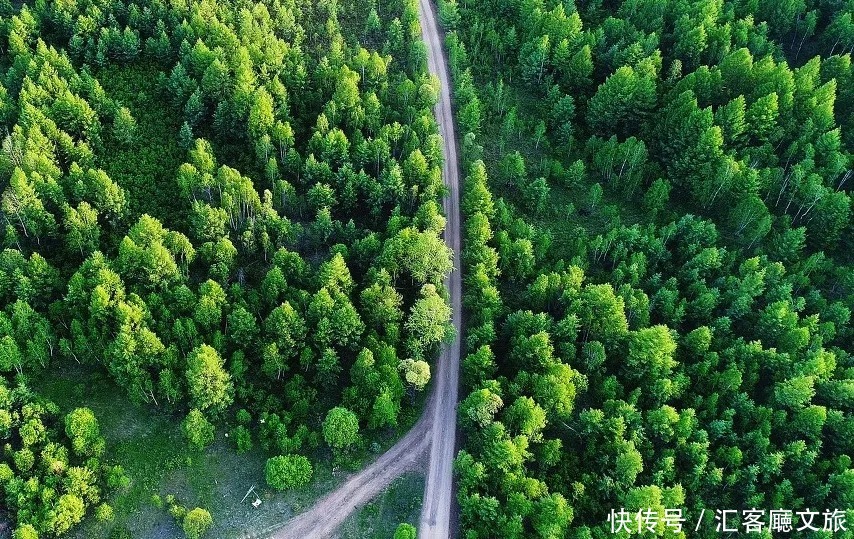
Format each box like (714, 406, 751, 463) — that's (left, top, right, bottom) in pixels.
(443, 0, 854, 537)
(1, 0, 853, 536)
(0, 0, 454, 536)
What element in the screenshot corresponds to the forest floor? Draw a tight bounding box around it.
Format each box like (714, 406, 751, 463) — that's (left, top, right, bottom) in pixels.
(32, 366, 419, 538)
(338, 473, 424, 539)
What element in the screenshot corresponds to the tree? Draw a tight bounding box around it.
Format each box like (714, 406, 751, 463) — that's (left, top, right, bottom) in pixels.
(63, 202, 100, 256)
(65, 407, 104, 457)
(462, 345, 497, 387)
(500, 151, 526, 188)
(562, 44, 594, 92)
(194, 279, 225, 330)
(460, 388, 503, 429)
(625, 325, 678, 402)
(248, 88, 275, 139)
(405, 284, 452, 356)
(179, 122, 194, 149)
(360, 277, 404, 339)
(365, 7, 382, 38)
(307, 183, 336, 213)
(265, 455, 313, 490)
(522, 177, 550, 216)
(549, 93, 575, 144)
(394, 523, 417, 539)
(728, 195, 771, 248)
(573, 284, 628, 344)
(643, 179, 671, 219)
(189, 202, 228, 244)
(183, 508, 213, 539)
(231, 425, 252, 454)
(370, 389, 400, 429)
(198, 237, 237, 282)
(510, 330, 555, 370)
(520, 35, 551, 87)
(322, 407, 359, 451)
(51, 493, 86, 535)
(12, 525, 39, 539)
(183, 409, 215, 449)
(383, 228, 453, 286)
(615, 442, 644, 486)
(0, 335, 23, 373)
(586, 183, 603, 212)
(116, 215, 185, 290)
(316, 347, 342, 388)
(462, 161, 495, 218)
(774, 376, 815, 410)
(95, 503, 115, 522)
(590, 136, 648, 197)
(532, 493, 573, 538)
(400, 358, 431, 390)
(746, 92, 779, 143)
(810, 191, 850, 248)
(184, 90, 204, 128)
(715, 95, 747, 146)
(263, 302, 306, 379)
(586, 66, 656, 137)
(2, 168, 57, 244)
(75, 167, 127, 223)
(112, 106, 137, 145)
(531, 363, 579, 420)
(227, 306, 259, 349)
(185, 344, 233, 413)
(505, 396, 547, 440)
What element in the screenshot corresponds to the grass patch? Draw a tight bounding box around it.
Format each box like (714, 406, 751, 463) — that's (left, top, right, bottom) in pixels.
(29, 366, 335, 538)
(338, 472, 425, 539)
(28, 365, 427, 539)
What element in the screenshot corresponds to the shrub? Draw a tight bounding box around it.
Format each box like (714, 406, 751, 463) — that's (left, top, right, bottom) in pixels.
(265, 454, 313, 490)
(108, 465, 131, 489)
(96, 503, 115, 522)
(183, 507, 213, 539)
(231, 425, 252, 454)
(394, 523, 417, 539)
(182, 409, 214, 449)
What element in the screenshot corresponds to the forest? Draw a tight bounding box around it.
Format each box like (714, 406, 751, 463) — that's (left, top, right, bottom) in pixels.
(2, 0, 853, 536)
(0, 0, 456, 537)
(442, 0, 854, 537)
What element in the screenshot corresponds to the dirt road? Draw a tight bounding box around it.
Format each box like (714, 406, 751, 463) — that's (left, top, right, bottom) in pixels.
(258, 413, 431, 539)
(256, 1, 462, 538)
(416, 0, 462, 536)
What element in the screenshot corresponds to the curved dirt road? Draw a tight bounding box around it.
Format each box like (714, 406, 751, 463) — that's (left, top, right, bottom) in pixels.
(258, 413, 431, 539)
(256, 1, 462, 538)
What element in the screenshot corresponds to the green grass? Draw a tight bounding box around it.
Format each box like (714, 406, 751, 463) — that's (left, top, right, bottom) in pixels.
(29, 364, 427, 539)
(30, 366, 331, 538)
(338, 472, 424, 539)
